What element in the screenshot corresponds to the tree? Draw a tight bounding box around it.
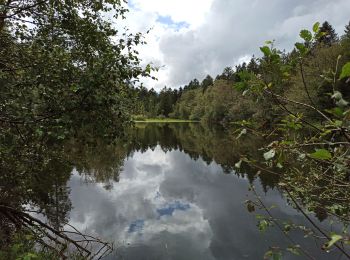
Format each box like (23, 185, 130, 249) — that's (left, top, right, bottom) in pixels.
(184, 78, 200, 91)
(230, 25, 350, 258)
(0, 2, 150, 254)
(0, 0, 150, 141)
(318, 21, 338, 45)
(235, 62, 247, 73)
(216, 66, 235, 81)
(247, 57, 260, 74)
(158, 87, 177, 117)
(201, 75, 214, 91)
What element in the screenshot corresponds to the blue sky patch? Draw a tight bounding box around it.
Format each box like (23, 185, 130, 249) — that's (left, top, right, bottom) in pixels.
(157, 201, 190, 218)
(127, 0, 138, 10)
(156, 15, 189, 30)
(128, 219, 145, 233)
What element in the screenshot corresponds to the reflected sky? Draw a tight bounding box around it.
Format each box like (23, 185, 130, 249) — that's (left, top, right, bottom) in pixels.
(67, 139, 342, 259)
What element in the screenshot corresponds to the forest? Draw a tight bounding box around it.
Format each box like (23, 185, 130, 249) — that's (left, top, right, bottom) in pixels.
(1, 0, 350, 259)
(132, 21, 350, 125)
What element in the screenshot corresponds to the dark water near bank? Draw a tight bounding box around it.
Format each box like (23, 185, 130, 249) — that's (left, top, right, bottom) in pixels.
(47, 123, 343, 259)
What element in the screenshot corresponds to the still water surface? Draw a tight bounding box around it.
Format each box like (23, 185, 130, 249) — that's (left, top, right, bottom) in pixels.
(63, 123, 340, 259)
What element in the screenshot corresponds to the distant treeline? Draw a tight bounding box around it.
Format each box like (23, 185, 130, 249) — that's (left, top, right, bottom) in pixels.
(131, 21, 350, 124)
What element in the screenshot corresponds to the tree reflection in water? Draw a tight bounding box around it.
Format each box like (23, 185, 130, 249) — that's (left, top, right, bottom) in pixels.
(1, 123, 348, 259)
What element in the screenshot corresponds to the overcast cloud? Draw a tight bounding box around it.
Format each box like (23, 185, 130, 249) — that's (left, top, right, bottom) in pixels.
(123, 0, 350, 90)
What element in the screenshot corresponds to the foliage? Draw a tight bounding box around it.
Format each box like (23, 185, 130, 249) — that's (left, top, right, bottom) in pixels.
(318, 21, 339, 46)
(234, 22, 350, 258)
(344, 21, 350, 39)
(0, 0, 152, 142)
(130, 86, 181, 118)
(172, 80, 257, 123)
(132, 114, 147, 121)
(0, 231, 58, 260)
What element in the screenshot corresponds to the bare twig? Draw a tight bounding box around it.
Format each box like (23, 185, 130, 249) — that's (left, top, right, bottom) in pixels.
(0, 205, 113, 259)
(300, 61, 317, 107)
(251, 186, 316, 260)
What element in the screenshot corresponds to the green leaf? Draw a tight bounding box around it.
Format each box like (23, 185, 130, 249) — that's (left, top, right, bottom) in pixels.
(313, 22, 320, 33)
(70, 84, 79, 93)
(264, 250, 273, 260)
(339, 62, 350, 80)
(35, 128, 44, 137)
(23, 253, 39, 260)
(331, 91, 343, 100)
(145, 64, 151, 74)
(300, 29, 312, 42)
(245, 200, 255, 212)
(264, 249, 282, 260)
(242, 89, 249, 96)
(309, 149, 332, 160)
(332, 91, 349, 107)
(258, 220, 269, 232)
(260, 46, 272, 57)
(334, 120, 343, 127)
(325, 107, 344, 118)
(264, 149, 276, 161)
(235, 160, 242, 169)
(295, 42, 307, 55)
(323, 234, 342, 249)
(336, 98, 349, 107)
(287, 245, 301, 256)
(283, 223, 291, 232)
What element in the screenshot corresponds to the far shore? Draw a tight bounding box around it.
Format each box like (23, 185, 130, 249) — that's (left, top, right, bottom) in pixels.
(133, 118, 199, 123)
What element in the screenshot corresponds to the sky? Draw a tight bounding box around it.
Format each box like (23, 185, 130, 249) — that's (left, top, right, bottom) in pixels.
(120, 0, 350, 90)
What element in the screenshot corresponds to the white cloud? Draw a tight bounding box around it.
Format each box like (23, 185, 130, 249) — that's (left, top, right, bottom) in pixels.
(67, 147, 215, 257)
(66, 144, 321, 259)
(121, 0, 350, 90)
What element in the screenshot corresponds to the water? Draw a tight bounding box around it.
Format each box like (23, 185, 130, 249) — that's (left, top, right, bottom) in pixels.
(45, 123, 345, 259)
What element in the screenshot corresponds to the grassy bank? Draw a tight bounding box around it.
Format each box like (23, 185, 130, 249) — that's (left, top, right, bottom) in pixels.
(133, 118, 199, 123)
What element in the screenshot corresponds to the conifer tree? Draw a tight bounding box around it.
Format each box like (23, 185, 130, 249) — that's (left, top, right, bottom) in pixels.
(318, 21, 338, 45)
(344, 21, 350, 39)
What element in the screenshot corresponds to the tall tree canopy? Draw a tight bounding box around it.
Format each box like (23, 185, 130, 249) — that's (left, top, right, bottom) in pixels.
(0, 0, 149, 140)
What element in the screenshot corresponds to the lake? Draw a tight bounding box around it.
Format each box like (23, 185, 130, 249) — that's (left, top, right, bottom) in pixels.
(34, 123, 345, 259)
